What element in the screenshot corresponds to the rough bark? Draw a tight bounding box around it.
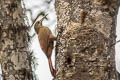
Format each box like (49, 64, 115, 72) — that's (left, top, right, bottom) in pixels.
(0, 0, 33, 80)
(116, 71, 120, 80)
(55, 0, 120, 80)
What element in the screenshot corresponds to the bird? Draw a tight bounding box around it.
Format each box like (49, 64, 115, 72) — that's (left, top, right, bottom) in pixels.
(34, 14, 56, 77)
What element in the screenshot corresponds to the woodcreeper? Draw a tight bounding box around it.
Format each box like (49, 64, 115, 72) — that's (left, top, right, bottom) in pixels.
(34, 14, 56, 77)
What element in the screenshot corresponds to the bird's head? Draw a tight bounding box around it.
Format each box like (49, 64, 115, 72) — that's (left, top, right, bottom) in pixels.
(34, 21, 41, 34)
(34, 14, 48, 34)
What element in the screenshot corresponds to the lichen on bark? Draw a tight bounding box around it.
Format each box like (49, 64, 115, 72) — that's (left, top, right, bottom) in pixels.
(0, 0, 33, 80)
(55, 0, 120, 80)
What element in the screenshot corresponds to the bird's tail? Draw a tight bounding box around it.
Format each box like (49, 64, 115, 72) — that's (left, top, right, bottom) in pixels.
(48, 58, 55, 77)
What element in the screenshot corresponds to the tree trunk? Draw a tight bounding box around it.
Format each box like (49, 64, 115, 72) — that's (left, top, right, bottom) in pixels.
(55, 0, 120, 80)
(116, 71, 120, 80)
(0, 0, 33, 80)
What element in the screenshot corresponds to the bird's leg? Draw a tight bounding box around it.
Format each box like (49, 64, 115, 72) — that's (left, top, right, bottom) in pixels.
(50, 34, 57, 41)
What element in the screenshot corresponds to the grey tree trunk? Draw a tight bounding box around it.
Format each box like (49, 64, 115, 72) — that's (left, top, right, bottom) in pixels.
(0, 0, 33, 80)
(116, 72, 120, 80)
(55, 0, 120, 80)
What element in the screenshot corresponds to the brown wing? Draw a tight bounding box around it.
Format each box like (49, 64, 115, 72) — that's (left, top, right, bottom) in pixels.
(38, 27, 50, 57)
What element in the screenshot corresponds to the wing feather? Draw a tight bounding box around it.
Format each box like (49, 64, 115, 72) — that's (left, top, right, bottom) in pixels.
(38, 27, 50, 57)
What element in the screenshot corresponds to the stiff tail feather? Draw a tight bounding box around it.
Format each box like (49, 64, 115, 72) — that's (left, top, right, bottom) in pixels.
(48, 58, 55, 77)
